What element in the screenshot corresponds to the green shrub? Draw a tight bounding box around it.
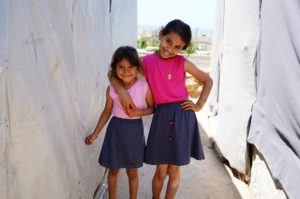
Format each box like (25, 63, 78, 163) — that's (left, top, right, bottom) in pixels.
(181, 41, 198, 54)
(137, 37, 147, 49)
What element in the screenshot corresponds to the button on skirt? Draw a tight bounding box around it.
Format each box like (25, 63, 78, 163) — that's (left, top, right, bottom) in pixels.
(145, 102, 205, 166)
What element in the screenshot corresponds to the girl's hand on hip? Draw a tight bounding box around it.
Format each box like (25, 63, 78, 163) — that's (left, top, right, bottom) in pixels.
(180, 100, 202, 112)
(85, 132, 98, 145)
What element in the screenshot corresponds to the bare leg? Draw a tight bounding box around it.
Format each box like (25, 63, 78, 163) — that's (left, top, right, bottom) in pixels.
(126, 168, 138, 199)
(165, 165, 180, 199)
(108, 169, 119, 199)
(152, 164, 168, 199)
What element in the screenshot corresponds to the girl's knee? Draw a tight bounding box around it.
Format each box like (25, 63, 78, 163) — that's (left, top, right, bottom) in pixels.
(126, 168, 138, 179)
(169, 178, 180, 189)
(168, 165, 180, 176)
(155, 169, 168, 180)
(109, 169, 119, 176)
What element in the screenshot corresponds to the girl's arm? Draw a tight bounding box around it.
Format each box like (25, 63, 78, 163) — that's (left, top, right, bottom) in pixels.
(85, 86, 113, 145)
(107, 57, 145, 114)
(181, 58, 213, 112)
(127, 86, 154, 117)
(108, 71, 136, 113)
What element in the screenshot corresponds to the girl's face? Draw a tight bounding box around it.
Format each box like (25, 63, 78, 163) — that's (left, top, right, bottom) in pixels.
(115, 58, 138, 87)
(158, 32, 186, 59)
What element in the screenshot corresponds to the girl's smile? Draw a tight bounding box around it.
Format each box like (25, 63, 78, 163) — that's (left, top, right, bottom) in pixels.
(116, 58, 138, 88)
(158, 32, 186, 59)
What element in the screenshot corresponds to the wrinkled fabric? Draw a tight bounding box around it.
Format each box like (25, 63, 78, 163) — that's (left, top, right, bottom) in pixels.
(209, 0, 260, 173)
(248, 0, 300, 198)
(0, 0, 136, 198)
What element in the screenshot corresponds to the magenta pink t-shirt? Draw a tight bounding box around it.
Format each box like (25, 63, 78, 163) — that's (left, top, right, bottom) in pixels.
(142, 53, 188, 104)
(109, 79, 148, 119)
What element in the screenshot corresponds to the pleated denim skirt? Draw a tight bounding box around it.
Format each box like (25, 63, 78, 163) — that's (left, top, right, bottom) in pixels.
(99, 116, 145, 169)
(145, 102, 205, 166)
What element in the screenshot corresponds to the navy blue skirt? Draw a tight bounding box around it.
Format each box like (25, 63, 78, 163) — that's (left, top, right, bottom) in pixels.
(99, 117, 145, 169)
(145, 102, 205, 165)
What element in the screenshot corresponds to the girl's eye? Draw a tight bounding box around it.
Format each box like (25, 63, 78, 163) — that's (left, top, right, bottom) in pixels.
(129, 65, 136, 68)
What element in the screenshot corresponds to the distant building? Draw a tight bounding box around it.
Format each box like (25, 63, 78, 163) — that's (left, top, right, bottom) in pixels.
(194, 34, 212, 51)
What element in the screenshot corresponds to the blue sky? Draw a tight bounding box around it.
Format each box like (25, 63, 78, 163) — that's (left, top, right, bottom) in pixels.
(138, 0, 217, 30)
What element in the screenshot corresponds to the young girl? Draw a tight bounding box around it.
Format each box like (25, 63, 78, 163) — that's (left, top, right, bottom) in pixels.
(110, 19, 213, 199)
(86, 46, 154, 199)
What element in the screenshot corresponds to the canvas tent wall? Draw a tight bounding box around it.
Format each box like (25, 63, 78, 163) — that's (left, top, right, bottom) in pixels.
(0, 0, 137, 198)
(208, 0, 259, 175)
(209, 0, 300, 197)
(248, 0, 300, 198)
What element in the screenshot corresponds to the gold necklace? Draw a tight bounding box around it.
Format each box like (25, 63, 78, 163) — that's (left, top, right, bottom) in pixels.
(167, 64, 173, 80)
(155, 51, 173, 80)
(168, 72, 172, 80)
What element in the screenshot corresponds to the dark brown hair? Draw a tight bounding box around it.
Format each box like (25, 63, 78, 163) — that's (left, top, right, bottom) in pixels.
(110, 46, 141, 77)
(161, 19, 192, 50)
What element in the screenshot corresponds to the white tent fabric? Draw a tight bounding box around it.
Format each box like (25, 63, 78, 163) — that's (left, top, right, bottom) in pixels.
(0, 0, 136, 198)
(207, 0, 224, 115)
(248, 0, 300, 197)
(209, 0, 260, 173)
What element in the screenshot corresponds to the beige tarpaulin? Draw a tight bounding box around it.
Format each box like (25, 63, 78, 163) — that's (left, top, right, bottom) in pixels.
(0, 0, 136, 198)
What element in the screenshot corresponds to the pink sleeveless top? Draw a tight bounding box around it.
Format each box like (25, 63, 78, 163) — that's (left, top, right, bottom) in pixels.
(142, 53, 188, 104)
(109, 79, 148, 119)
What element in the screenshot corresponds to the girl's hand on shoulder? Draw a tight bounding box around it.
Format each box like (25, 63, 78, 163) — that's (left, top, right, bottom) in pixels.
(180, 100, 203, 112)
(85, 132, 98, 145)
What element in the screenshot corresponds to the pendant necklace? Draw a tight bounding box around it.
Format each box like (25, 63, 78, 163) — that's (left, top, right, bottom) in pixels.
(168, 72, 172, 80)
(167, 64, 173, 80)
(156, 51, 173, 80)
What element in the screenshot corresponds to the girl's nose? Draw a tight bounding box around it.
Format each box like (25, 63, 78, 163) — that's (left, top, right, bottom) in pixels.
(167, 47, 174, 55)
(124, 68, 131, 74)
